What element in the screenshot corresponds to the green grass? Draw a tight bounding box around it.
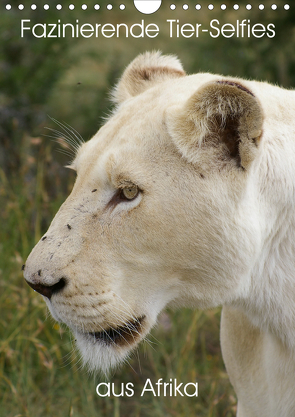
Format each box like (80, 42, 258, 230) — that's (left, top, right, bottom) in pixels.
(0, 138, 237, 417)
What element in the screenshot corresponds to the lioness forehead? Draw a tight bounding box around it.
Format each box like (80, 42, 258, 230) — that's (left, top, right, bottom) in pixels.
(73, 73, 216, 176)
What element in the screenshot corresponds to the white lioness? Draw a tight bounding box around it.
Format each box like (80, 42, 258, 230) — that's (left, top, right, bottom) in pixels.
(24, 52, 295, 417)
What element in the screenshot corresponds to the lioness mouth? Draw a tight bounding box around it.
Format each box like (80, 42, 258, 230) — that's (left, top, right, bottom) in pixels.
(88, 316, 145, 347)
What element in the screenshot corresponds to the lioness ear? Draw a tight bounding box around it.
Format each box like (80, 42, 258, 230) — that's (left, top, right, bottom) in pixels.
(112, 51, 185, 104)
(167, 80, 264, 170)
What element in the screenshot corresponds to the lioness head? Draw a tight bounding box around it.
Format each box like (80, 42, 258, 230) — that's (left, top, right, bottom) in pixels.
(24, 52, 264, 374)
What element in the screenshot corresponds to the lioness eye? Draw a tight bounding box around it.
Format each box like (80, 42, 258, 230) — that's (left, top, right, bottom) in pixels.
(121, 185, 139, 200)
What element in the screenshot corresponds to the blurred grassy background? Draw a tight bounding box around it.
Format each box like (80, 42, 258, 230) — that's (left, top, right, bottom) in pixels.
(0, 1, 295, 416)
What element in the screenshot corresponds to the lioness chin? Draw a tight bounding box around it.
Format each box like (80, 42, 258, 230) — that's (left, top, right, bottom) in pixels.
(24, 52, 295, 417)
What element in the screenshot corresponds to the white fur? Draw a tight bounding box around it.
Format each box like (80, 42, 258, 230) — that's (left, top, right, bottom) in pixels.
(24, 52, 295, 416)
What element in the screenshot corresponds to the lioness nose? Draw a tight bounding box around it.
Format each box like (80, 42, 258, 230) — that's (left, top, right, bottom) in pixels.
(25, 276, 66, 300)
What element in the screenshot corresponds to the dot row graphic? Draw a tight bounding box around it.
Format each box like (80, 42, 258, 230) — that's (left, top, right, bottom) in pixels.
(5, 4, 125, 10)
(4, 4, 291, 11)
(177, 4, 290, 10)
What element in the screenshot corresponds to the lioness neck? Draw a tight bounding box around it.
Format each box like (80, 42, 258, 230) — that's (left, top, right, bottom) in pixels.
(239, 109, 295, 350)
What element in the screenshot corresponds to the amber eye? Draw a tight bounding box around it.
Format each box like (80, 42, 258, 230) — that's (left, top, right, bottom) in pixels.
(121, 185, 139, 200)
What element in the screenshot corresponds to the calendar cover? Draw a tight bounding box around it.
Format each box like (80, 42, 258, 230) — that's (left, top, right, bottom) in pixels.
(1, 1, 294, 416)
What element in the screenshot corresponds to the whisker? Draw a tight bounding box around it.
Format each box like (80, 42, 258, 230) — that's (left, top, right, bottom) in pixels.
(44, 129, 80, 153)
(122, 355, 137, 375)
(48, 116, 84, 146)
(135, 348, 142, 374)
(43, 116, 85, 163)
(108, 306, 143, 341)
(60, 120, 85, 145)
